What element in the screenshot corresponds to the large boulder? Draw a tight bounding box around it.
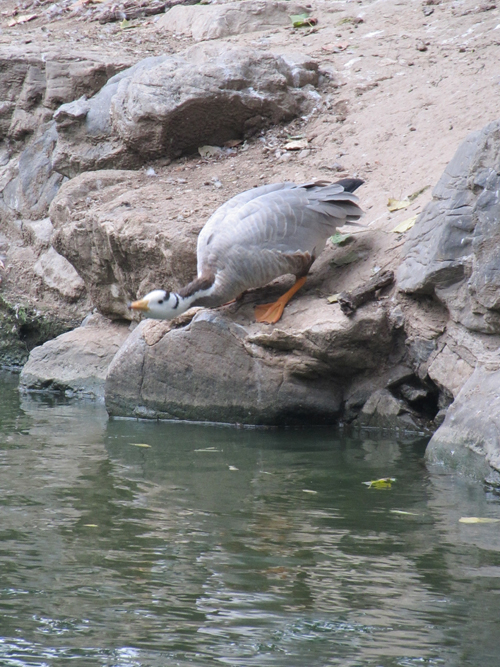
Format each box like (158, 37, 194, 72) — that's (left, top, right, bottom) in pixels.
(397, 118, 500, 473)
(157, 2, 308, 42)
(397, 119, 500, 335)
(20, 313, 130, 399)
(426, 366, 500, 475)
(49, 169, 200, 319)
(52, 44, 319, 177)
(0, 47, 130, 220)
(105, 299, 396, 425)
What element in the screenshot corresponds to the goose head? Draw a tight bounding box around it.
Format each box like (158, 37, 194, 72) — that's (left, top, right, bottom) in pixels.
(129, 289, 181, 320)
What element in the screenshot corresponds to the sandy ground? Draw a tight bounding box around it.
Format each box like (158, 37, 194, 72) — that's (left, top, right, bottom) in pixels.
(1, 0, 500, 299)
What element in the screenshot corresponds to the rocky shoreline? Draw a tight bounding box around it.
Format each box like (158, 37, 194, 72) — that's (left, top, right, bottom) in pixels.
(1, 0, 500, 476)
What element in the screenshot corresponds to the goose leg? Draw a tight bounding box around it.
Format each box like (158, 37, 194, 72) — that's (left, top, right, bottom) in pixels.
(254, 276, 307, 324)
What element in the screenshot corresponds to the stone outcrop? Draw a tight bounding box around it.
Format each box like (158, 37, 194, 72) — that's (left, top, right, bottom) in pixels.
(426, 366, 500, 475)
(52, 44, 319, 176)
(19, 313, 130, 398)
(397, 119, 500, 472)
(49, 169, 199, 319)
(397, 119, 500, 335)
(0, 47, 130, 220)
(105, 302, 398, 425)
(157, 2, 308, 42)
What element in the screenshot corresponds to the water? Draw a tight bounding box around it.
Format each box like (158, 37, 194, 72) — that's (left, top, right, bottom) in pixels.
(1, 372, 500, 666)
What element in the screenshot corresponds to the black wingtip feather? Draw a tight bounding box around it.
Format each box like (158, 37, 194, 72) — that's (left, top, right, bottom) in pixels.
(335, 178, 365, 193)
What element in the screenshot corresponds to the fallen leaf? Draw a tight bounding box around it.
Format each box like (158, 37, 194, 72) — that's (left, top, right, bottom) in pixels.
(408, 185, 430, 201)
(459, 517, 500, 524)
(120, 18, 133, 29)
(330, 232, 353, 246)
(327, 294, 339, 304)
(194, 447, 221, 452)
(290, 13, 317, 27)
(198, 145, 223, 158)
(392, 215, 417, 233)
(130, 443, 151, 448)
(331, 250, 363, 266)
(322, 42, 349, 53)
(387, 198, 410, 212)
(302, 489, 318, 494)
(8, 13, 37, 26)
(228, 465, 239, 471)
(362, 477, 396, 489)
(284, 139, 309, 151)
(390, 509, 420, 516)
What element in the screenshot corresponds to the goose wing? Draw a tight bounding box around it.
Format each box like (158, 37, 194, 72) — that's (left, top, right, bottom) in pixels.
(197, 182, 363, 302)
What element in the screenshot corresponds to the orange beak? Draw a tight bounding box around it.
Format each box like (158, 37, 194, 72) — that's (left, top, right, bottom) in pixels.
(128, 298, 150, 312)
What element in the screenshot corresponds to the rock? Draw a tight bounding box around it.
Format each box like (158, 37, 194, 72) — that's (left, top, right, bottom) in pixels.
(0, 47, 130, 220)
(358, 389, 419, 430)
(49, 169, 199, 318)
(105, 300, 396, 424)
(106, 311, 344, 424)
(21, 217, 53, 248)
(1, 122, 64, 220)
(0, 295, 76, 369)
(19, 313, 130, 399)
(397, 119, 500, 334)
(33, 246, 85, 301)
(52, 44, 319, 176)
(0, 47, 129, 142)
(426, 366, 500, 475)
(157, 1, 308, 41)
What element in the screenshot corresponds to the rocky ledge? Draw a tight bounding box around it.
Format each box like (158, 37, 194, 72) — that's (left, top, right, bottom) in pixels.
(2, 0, 500, 479)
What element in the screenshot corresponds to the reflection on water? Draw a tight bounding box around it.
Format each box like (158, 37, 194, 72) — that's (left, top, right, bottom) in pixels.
(1, 371, 500, 666)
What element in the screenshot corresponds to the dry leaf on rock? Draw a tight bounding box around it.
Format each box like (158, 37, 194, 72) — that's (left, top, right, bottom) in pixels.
(290, 13, 317, 28)
(387, 198, 410, 212)
(8, 13, 37, 26)
(330, 232, 353, 245)
(284, 139, 309, 151)
(392, 215, 417, 233)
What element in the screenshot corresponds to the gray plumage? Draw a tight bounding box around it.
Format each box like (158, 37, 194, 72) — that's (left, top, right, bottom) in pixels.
(191, 180, 363, 307)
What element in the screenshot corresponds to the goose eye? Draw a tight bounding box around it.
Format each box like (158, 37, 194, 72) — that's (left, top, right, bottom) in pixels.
(158, 299, 164, 304)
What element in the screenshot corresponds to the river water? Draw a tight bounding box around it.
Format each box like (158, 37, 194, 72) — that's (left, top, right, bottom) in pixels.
(1, 371, 500, 666)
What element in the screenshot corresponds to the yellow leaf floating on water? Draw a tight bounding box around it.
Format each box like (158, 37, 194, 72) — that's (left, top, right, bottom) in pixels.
(362, 477, 396, 489)
(387, 198, 410, 212)
(194, 447, 221, 452)
(130, 443, 151, 448)
(392, 215, 417, 234)
(83, 524, 98, 528)
(228, 465, 239, 471)
(459, 517, 500, 524)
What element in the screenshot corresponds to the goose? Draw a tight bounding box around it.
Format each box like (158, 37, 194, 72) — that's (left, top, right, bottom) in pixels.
(129, 178, 364, 324)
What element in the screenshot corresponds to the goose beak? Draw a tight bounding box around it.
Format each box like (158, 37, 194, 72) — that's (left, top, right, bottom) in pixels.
(129, 298, 150, 312)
